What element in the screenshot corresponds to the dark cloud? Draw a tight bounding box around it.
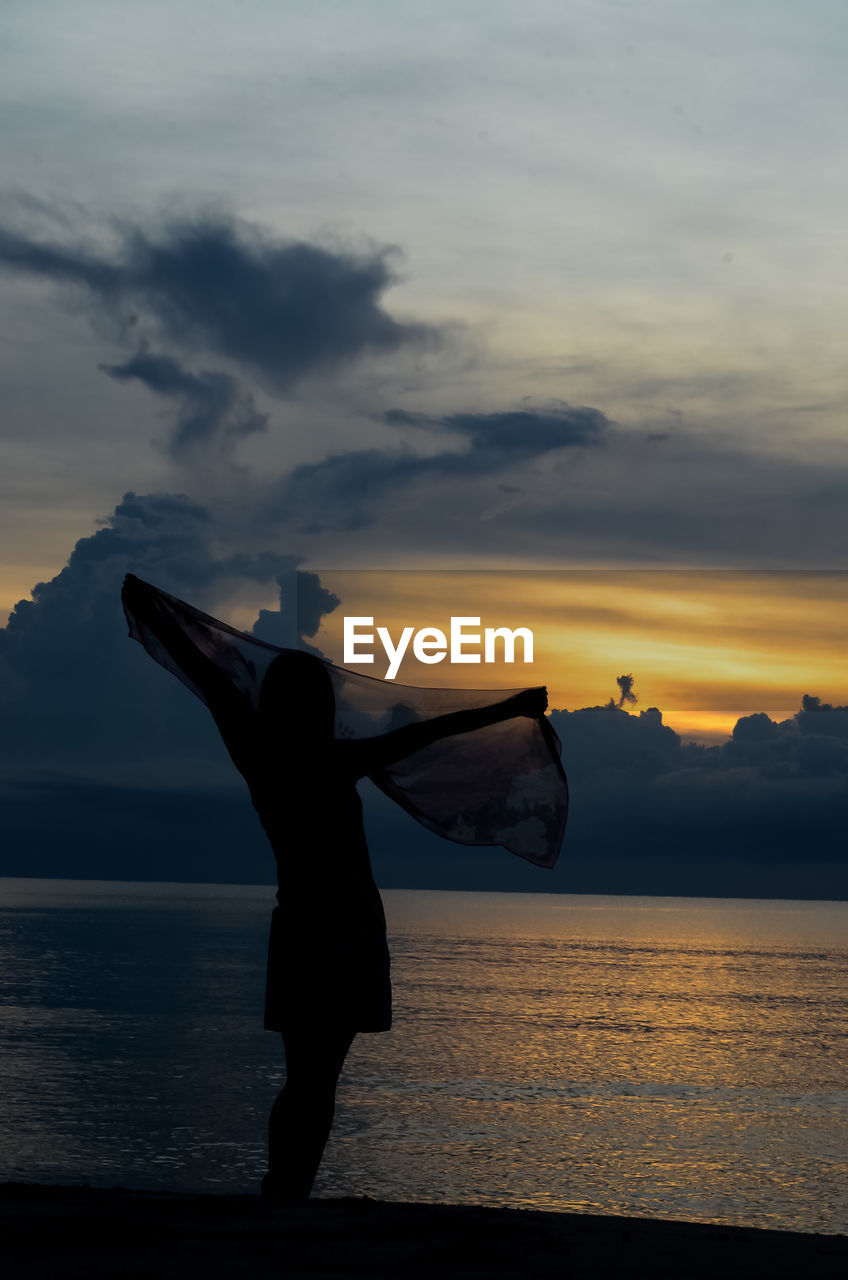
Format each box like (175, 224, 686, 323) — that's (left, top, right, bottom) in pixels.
(1, 486, 844, 896)
(1, 505, 844, 901)
(0, 214, 433, 380)
(380, 406, 606, 456)
(795, 693, 848, 739)
(262, 425, 848, 567)
(342, 695, 848, 898)
(268, 405, 609, 530)
(0, 224, 120, 294)
(0, 493, 346, 886)
(554, 697, 848, 795)
(251, 570, 341, 656)
(614, 673, 637, 708)
(0, 773, 273, 885)
(0, 211, 436, 455)
(440, 408, 606, 455)
(100, 350, 267, 459)
(0, 492, 335, 784)
(538, 699, 848, 896)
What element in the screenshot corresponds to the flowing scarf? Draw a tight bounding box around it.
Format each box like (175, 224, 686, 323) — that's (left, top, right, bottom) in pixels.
(122, 577, 568, 868)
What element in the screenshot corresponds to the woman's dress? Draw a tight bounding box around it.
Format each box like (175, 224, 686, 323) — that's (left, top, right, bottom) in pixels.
(248, 751, 392, 1034)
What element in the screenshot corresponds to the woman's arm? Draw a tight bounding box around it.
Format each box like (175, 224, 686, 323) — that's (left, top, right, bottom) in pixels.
(351, 687, 548, 777)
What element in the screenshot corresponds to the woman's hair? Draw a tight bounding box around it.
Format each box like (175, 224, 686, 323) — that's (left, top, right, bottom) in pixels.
(258, 650, 336, 738)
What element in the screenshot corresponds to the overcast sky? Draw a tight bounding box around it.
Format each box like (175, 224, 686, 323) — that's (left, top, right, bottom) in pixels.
(3, 1, 848, 615)
(1, 2, 846, 894)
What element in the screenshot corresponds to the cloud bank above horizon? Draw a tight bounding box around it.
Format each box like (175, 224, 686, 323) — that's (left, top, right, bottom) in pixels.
(1, 498, 845, 898)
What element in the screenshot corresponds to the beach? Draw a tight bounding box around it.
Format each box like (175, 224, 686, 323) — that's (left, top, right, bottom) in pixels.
(3, 1184, 847, 1279)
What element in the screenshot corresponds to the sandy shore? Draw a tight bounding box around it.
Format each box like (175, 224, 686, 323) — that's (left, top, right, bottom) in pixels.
(2, 1183, 847, 1279)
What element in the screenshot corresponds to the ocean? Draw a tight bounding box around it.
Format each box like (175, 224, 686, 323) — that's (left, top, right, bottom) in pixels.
(0, 879, 846, 1234)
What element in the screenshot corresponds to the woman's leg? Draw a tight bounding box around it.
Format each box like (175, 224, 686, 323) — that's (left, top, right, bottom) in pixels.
(264, 1024, 355, 1202)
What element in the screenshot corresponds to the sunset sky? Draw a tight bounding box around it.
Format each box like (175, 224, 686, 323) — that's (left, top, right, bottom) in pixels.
(1, 3, 846, 894)
(310, 571, 847, 742)
(3, 3, 848, 591)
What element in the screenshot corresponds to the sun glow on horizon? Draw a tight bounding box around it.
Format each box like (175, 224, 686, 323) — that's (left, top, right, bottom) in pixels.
(308, 570, 847, 742)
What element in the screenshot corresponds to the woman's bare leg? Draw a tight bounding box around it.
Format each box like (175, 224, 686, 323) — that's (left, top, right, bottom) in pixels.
(264, 1025, 355, 1202)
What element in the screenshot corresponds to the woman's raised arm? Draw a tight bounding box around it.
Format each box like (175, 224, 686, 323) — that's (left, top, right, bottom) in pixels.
(350, 687, 548, 777)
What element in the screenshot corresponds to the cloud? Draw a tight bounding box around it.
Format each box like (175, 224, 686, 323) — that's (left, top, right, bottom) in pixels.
(320, 428, 848, 567)
(5, 206, 847, 569)
(553, 696, 848, 795)
(614, 673, 637, 708)
(0, 494, 348, 885)
(0, 211, 437, 455)
(384, 406, 607, 458)
(2, 504, 845, 902)
(100, 350, 267, 459)
(541, 698, 848, 894)
(0, 491, 336, 785)
(267, 404, 609, 530)
(251, 570, 341, 656)
(290, 696, 848, 899)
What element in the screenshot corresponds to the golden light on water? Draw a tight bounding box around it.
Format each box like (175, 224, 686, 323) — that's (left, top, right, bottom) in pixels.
(309, 571, 848, 743)
(373, 892, 848, 1229)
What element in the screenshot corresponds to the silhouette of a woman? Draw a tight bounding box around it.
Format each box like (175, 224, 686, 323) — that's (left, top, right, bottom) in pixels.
(121, 574, 547, 1202)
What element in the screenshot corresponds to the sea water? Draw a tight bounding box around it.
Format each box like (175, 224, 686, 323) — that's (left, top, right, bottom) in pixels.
(0, 878, 846, 1234)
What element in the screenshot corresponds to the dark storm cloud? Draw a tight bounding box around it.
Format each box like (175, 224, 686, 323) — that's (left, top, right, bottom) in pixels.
(0, 491, 346, 884)
(0, 224, 120, 293)
(100, 350, 267, 458)
(305, 695, 848, 899)
(0, 212, 436, 454)
(257, 421, 848, 567)
(269, 405, 609, 530)
(380, 406, 607, 460)
(552, 697, 848, 797)
(440, 408, 606, 455)
(1, 486, 844, 895)
(0, 215, 432, 380)
(0, 491, 336, 778)
(381, 406, 606, 454)
(615, 673, 637, 708)
(535, 698, 848, 896)
(2, 502, 845, 899)
(252, 570, 341, 656)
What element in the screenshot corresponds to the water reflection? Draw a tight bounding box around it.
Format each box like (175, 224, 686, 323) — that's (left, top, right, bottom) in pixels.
(0, 880, 846, 1233)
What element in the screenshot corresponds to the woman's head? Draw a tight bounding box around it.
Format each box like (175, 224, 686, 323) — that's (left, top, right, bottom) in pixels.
(258, 650, 336, 740)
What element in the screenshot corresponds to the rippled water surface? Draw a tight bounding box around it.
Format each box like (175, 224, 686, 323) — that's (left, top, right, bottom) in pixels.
(0, 879, 846, 1233)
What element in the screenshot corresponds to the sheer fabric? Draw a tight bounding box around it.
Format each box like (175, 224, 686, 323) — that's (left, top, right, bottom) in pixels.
(121, 577, 568, 868)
